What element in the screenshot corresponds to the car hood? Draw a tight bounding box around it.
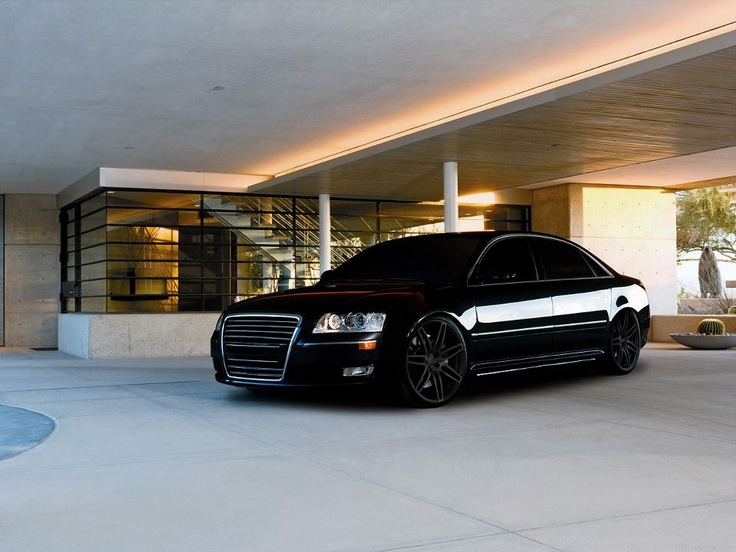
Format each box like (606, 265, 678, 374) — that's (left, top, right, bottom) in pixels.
(224, 280, 440, 317)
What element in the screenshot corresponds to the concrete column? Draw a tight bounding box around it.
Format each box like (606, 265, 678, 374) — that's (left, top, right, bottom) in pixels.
(319, 193, 331, 275)
(4, 194, 60, 347)
(443, 162, 459, 232)
(532, 183, 677, 315)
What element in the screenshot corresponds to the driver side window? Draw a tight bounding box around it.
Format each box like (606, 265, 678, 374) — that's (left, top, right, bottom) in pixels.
(473, 237, 537, 284)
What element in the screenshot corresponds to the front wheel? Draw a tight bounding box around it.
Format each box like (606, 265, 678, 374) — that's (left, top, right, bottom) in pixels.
(601, 310, 642, 375)
(398, 316, 468, 407)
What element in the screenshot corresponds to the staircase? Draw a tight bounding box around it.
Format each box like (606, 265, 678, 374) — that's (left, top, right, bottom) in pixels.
(202, 197, 362, 287)
(202, 197, 293, 264)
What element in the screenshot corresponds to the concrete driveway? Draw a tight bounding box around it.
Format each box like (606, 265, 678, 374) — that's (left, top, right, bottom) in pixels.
(1, 344, 734, 552)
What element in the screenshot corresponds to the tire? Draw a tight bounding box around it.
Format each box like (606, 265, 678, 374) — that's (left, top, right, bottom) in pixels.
(601, 310, 642, 375)
(398, 315, 468, 407)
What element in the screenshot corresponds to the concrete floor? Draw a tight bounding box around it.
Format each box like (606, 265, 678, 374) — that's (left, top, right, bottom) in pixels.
(0, 344, 734, 552)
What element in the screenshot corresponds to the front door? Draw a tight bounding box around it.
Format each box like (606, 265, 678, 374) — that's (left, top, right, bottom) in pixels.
(468, 236, 555, 372)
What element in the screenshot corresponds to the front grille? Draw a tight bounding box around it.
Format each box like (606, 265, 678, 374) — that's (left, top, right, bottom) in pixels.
(222, 314, 301, 381)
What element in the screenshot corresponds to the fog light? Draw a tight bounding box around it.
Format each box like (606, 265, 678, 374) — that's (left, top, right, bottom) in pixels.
(342, 365, 374, 377)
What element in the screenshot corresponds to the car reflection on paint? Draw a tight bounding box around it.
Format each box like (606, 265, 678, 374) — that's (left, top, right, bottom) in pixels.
(211, 231, 650, 407)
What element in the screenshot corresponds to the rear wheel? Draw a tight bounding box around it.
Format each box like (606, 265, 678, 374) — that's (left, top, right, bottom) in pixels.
(602, 310, 641, 375)
(399, 316, 468, 407)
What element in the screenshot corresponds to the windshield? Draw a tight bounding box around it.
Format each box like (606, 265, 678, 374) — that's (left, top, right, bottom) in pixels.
(327, 235, 485, 284)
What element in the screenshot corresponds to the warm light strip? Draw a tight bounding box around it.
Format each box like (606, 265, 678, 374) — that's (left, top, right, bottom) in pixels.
(99, 168, 272, 191)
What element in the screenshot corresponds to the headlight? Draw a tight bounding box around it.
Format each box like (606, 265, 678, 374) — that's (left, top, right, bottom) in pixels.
(313, 312, 386, 333)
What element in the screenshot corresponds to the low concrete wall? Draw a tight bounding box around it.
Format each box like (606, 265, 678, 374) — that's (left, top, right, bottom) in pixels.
(649, 314, 736, 343)
(58, 313, 220, 359)
(58, 312, 732, 357)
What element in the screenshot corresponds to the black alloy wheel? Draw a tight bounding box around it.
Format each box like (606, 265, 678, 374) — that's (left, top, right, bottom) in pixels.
(602, 310, 641, 375)
(400, 316, 468, 407)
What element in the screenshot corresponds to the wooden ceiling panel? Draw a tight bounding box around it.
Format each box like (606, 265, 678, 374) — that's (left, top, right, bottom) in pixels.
(257, 46, 736, 202)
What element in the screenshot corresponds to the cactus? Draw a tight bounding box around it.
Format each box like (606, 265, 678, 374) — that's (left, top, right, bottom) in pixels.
(698, 246, 723, 298)
(697, 318, 726, 335)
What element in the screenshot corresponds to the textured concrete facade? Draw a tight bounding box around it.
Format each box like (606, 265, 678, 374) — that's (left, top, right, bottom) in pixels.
(58, 312, 220, 359)
(533, 184, 677, 315)
(3, 194, 60, 347)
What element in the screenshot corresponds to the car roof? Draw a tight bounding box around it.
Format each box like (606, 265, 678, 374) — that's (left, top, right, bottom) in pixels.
(381, 232, 618, 273)
(384, 231, 547, 242)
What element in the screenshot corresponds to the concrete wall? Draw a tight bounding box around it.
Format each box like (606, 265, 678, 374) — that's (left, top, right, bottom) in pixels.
(58, 313, 220, 359)
(3, 194, 60, 347)
(533, 184, 677, 315)
(531, 184, 576, 237)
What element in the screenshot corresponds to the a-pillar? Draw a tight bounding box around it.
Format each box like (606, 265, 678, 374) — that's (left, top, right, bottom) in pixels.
(319, 193, 331, 275)
(532, 183, 677, 314)
(444, 162, 459, 232)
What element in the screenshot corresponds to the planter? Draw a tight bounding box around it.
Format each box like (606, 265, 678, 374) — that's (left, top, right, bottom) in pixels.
(670, 333, 736, 350)
(650, 315, 736, 343)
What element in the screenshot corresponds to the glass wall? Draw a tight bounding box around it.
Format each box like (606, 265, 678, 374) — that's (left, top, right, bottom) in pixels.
(484, 204, 531, 231)
(61, 190, 508, 313)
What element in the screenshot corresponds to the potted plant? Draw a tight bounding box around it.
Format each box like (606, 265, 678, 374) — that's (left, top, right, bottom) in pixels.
(671, 317, 736, 350)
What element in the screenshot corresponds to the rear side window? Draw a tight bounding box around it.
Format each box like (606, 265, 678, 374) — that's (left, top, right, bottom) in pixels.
(533, 238, 599, 280)
(472, 237, 538, 284)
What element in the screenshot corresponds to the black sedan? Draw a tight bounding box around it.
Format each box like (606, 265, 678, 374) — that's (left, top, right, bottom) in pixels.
(211, 231, 650, 407)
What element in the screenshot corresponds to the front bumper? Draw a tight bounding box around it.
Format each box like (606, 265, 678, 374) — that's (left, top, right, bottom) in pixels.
(212, 334, 384, 387)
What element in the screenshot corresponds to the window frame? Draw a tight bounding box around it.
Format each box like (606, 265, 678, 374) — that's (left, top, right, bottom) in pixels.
(529, 236, 613, 281)
(467, 235, 540, 287)
(61, 189, 486, 313)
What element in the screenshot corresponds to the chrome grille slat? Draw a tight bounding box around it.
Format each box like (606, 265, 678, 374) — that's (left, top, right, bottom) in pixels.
(222, 314, 300, 381)
(225, 328, 295, 335)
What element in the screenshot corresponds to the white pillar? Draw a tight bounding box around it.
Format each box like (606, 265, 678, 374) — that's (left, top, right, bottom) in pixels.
(319, 193, 331, 274)
(444, 161, 459, 232)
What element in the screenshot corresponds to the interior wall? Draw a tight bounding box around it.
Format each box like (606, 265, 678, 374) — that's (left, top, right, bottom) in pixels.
(4, 194, 60, 347)
(532, 184, 677, 315)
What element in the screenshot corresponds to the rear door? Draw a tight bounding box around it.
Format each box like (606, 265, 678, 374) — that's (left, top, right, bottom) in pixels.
(530, 236, 612, 353)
